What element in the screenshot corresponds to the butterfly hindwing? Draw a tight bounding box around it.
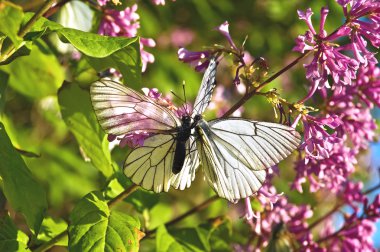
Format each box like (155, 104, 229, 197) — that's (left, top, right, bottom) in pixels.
(171, 135, 199, 190)
(124, 133, 177, 193)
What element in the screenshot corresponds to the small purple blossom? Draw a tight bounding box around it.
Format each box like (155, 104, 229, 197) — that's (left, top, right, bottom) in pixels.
(356, 64, 380, 107)
(216, 21, 238, 51)
(98, 3, 155, 72)
(338, 0, 380, 50)
(301, 114, 342, 163)
(178, 47, 211, 72)
(293, 142, 357, 192)
(249, 196, 313, 249)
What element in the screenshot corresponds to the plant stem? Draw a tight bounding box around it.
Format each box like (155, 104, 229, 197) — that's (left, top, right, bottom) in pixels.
(33, 231, 66, 252)
(308, 203, 342, 231)
(363, 183, 380, 195)
(0, 0, 56, 62)
(108, 184, 139, 208)
(144, 195, 220, 237)
(222, 51, 312, 118)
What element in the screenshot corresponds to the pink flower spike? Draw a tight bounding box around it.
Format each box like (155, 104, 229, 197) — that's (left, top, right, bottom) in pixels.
(217, 21, 238, 50)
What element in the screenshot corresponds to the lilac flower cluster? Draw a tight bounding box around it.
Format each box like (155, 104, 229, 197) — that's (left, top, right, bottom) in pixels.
(294, 1, 380, 193)
(97, 2, 155, 72)
(316, 184, 380, 252)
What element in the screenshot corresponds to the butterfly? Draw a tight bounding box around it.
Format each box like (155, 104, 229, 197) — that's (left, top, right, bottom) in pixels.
(90, 58, 301, 202)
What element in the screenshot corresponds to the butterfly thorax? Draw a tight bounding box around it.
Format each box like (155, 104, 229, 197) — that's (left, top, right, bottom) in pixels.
(177, 115, 192, 141)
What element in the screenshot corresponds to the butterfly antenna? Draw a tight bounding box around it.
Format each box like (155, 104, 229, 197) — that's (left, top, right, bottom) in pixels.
(182, 81, 190, 115)
(170, 90, 186, 103)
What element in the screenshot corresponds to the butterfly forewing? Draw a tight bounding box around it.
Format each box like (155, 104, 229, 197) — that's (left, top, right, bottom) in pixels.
(196, 118, 300, 202)
(91, 80, 181, 136)
(192, 58, 218, 116)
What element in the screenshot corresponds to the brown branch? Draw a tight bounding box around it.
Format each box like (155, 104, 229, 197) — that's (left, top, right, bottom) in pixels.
(144, 195, 220, 237)
(108, 184, 139, 208)
(222, 51, 312, 118)
(308, 203, 342, 231)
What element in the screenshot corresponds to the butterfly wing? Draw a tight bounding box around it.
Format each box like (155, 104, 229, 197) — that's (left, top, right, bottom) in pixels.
(124, 133, 177, 192)
(191, 57, 218, 117)
(170, 135, 199, 190)
(91, 79, 181, 136)
(170, 58, 218, 190)
(196, 118, 301, 202)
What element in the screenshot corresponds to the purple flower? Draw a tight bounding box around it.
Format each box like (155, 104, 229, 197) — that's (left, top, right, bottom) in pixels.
(338, 0, 380, 47)
(170, 28, 195, 47)
(294, 7, 360, 90)
(293, 141, 357, 192)
(98, 4, 155, 72)
(248, 195, 313, 249)
(177, 47, 211, 72)
(151, 0, 166, 5)
(356, 64, 380, 107)
(319, 199, 379, 252)
(216, 21, 238, 51)
(301, 114, 342, 163)
(327, 87, 377, 151)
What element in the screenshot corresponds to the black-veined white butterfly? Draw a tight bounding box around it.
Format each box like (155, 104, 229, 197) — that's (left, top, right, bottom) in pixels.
(90, 58, 301, 202)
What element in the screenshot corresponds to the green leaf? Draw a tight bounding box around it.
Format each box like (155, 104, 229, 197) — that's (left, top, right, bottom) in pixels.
(201, 219, 232, 252)
(0, 1, 23, 45)
(0, 70, 9, 113)
(23, 15, 142, 85)
(156, 225, 185, 252)
(69, 191, 142, 252)
(0, 123, 47, 234)
(170, 227, 210, 252)
(58, 82, 113, 177)
(0, 214, 30, 252)
(0, 40, 64, 99)
(37, 217, 68, 246)
(125, 189, 160, 213)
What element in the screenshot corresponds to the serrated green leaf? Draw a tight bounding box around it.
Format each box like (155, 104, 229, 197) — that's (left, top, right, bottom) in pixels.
(82, 36, 141, 85)
(0, 2, 23, 45)
(156, 225, 185, 252)
(37, 217, 68, 246)
(58, 82, 113, 177)
(0, 40, 64, 99)
(69, 191, 142, 252)
(0, 123, 47, 234)
(22, 15, 142, 85)
(0, 214, 30, 252)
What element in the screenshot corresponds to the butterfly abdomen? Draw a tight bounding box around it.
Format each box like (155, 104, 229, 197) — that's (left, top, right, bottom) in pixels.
(172, 115, 193, 174)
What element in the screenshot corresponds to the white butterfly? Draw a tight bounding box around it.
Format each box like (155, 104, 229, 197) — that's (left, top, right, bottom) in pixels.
(90, 58, 301, 202)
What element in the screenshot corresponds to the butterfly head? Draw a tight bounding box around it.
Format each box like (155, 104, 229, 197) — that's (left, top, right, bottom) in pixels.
(181, 115, 192, 126)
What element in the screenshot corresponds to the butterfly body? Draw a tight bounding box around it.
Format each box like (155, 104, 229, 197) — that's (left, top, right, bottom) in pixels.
(172, 115, 193, 174)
